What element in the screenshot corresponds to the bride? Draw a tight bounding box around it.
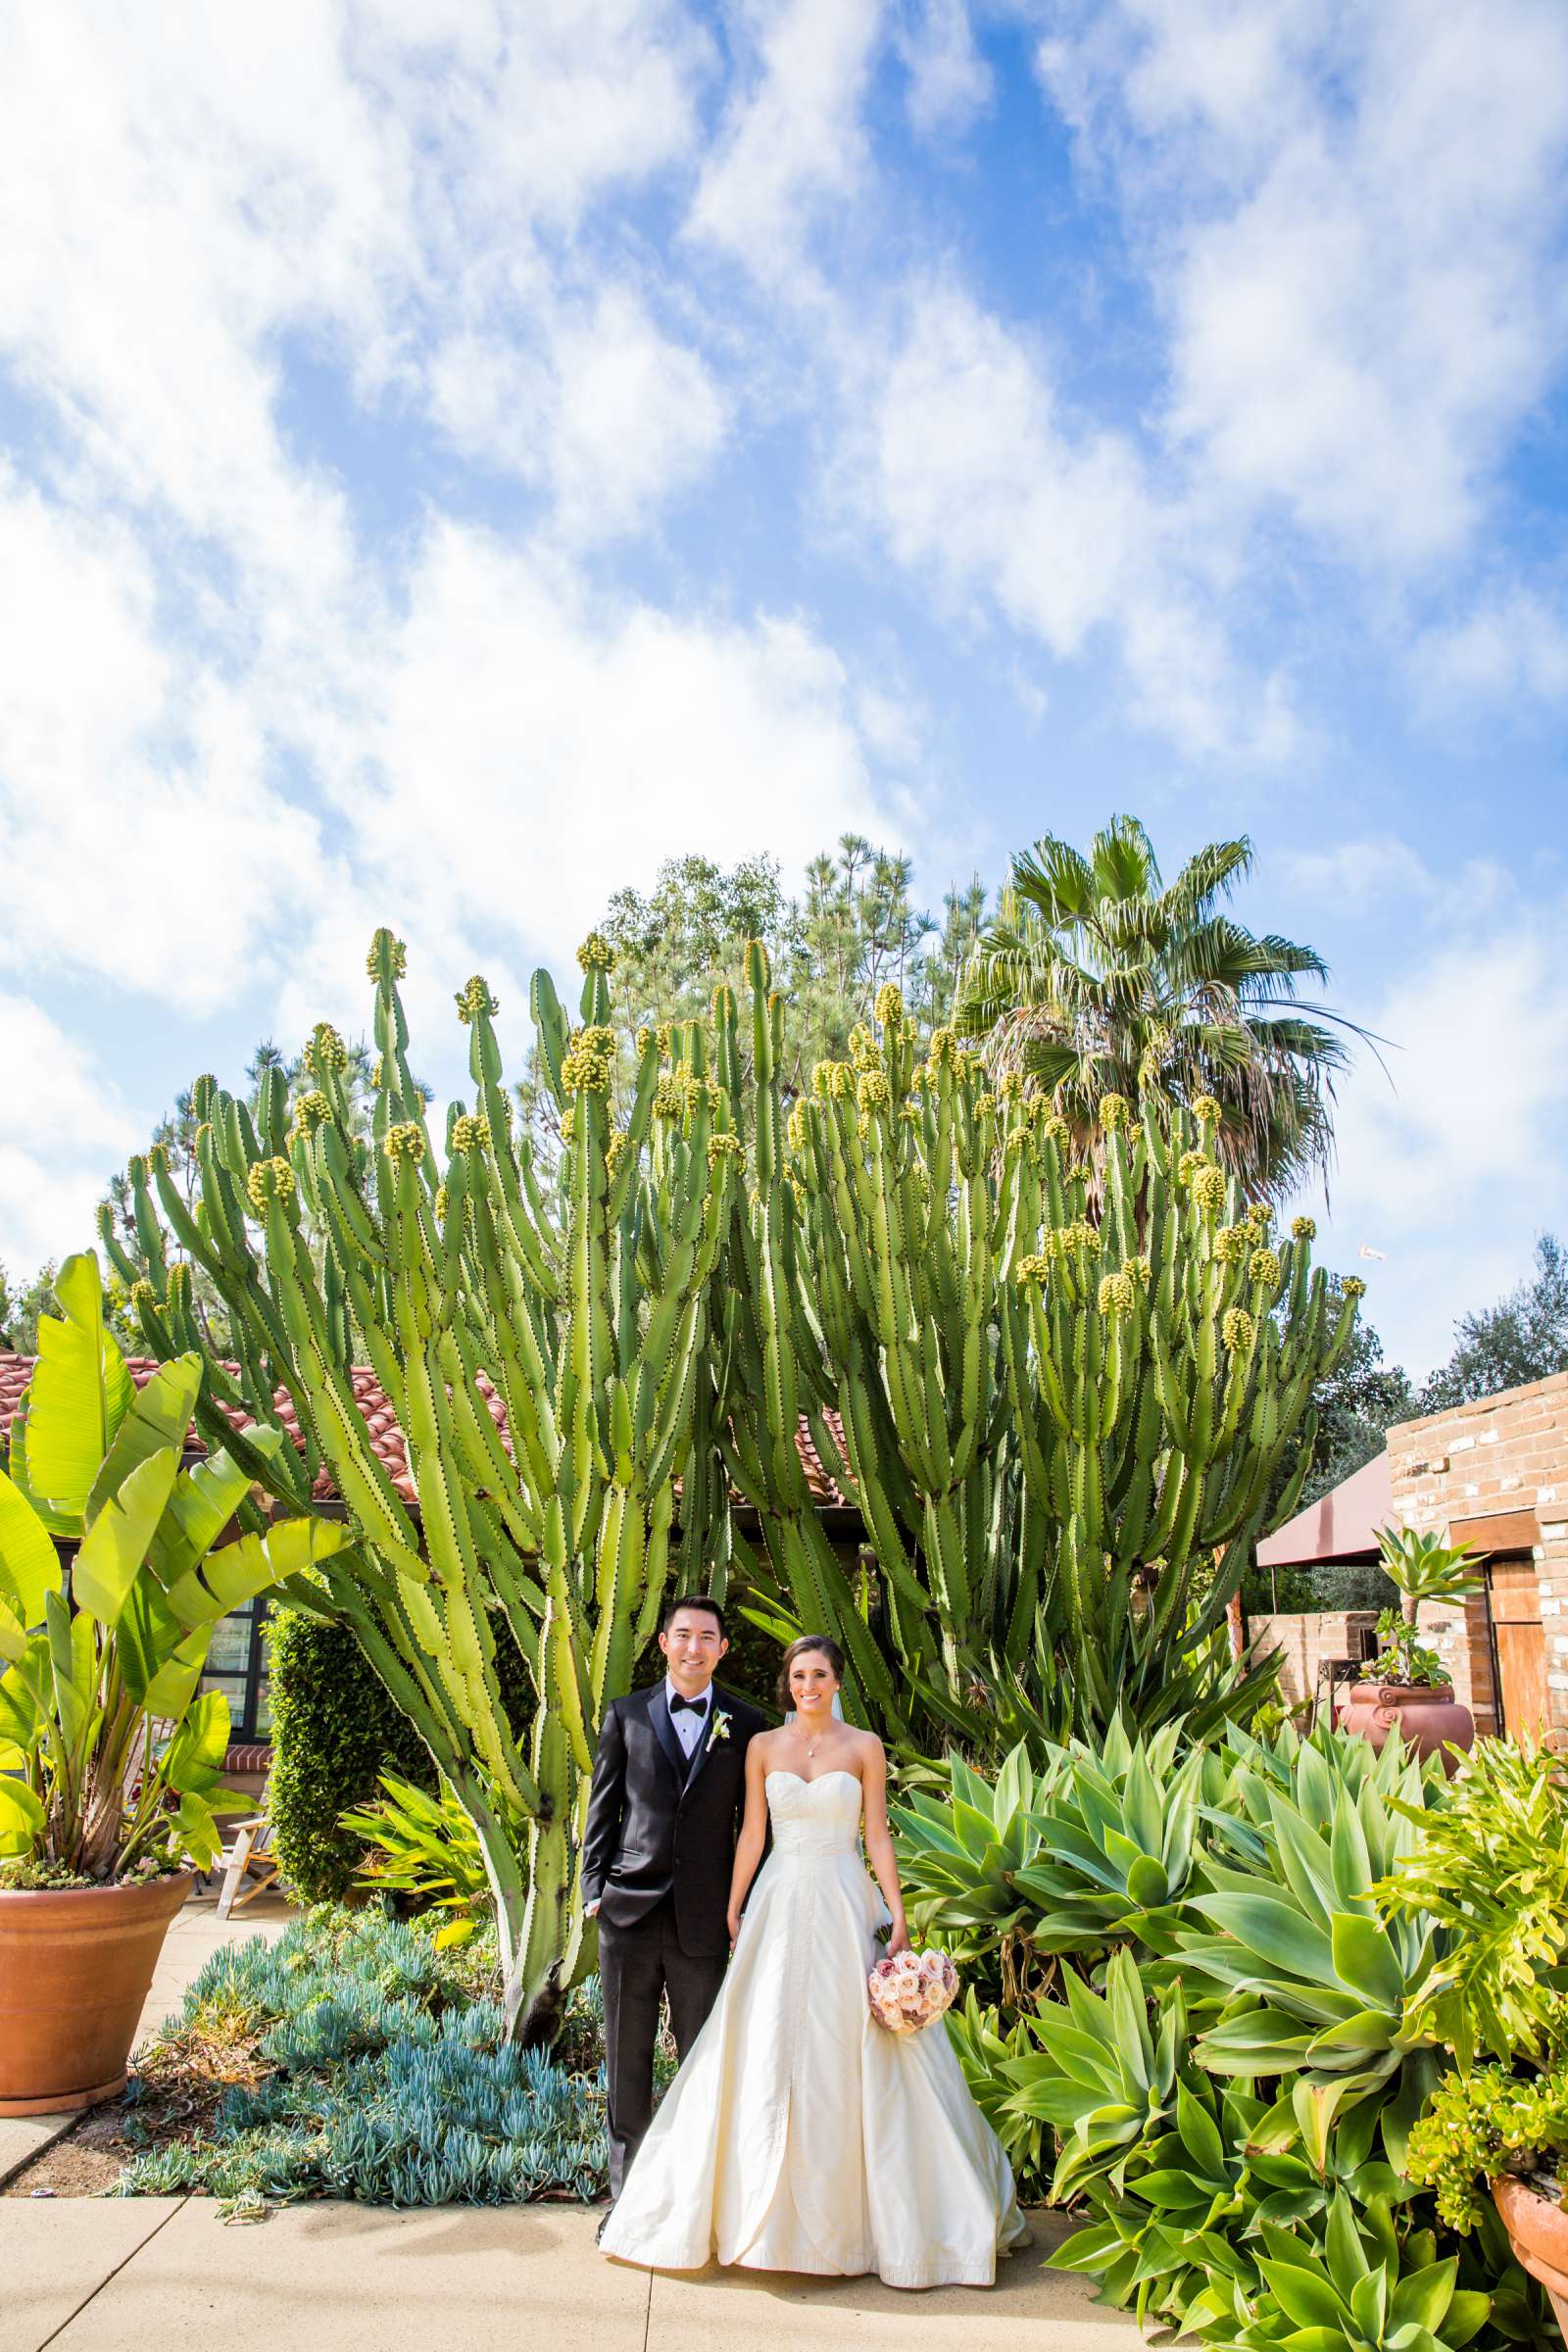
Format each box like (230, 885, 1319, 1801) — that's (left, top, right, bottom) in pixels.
(598, 1634, 1029, 2289)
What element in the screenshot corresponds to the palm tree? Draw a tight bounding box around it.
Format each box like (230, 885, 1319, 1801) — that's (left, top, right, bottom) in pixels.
(956, 816, 1365, 1194)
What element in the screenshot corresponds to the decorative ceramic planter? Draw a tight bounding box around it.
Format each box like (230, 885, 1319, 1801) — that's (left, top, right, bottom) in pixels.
(0, 1871, 193, 2116)
(1493, 2174, 1568, 2341)
(1339, 1680, 1473, 1774)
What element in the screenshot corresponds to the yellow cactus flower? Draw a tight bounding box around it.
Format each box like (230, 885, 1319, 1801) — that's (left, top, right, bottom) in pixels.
(1292, 1214, 1316, 1242)
(998, 1070, 1024, 1102)
(383, 1123, 425, 1165)
(1099, 1270, 1136, 1315)
(707, 1131, 744, 1168)
(1099, 1093, 1130, 1133)
(1343, 1275, 1367, 1299)
(304, 1022, 349, 1074)
(1014, 1253, 1050, 1286)
(1192, 1093, 1221, 1125)
(366, 930, 407, 980)
(1222, 1307, 1254, 1352)
(576, 931, 614, 972)
(1192, 1165, 1226, 1217)
(1250, 1247, 1281, 1286)
(451, 1113, 490, 1154)
(454, 976, 498, 1025)
(874, 981, 905, 1030)
(247, 1154, 297, 1210)
(433, 1184, 449, 1223)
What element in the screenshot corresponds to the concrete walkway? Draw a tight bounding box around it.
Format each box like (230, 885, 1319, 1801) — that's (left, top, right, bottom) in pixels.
(6, 2202, 1144, 2352)
(2, 1890, 1145, 2352)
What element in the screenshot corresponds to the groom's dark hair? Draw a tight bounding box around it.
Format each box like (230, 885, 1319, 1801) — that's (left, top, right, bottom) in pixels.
(662, 1592, 727, 1638)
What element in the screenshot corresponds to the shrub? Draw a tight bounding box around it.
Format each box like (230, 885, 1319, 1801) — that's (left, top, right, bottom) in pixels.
(901, 1718, 1554, 2343)
(339, 1773, 489, 1943)
(266, 1610, 438, 1903)
(116, 1907, 609, 2209)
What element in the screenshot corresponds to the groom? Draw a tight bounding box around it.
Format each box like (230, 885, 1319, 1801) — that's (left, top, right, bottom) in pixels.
(582, 1593, 766, 2199)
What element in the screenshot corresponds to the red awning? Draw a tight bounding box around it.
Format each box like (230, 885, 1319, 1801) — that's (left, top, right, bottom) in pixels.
(1256, 1448, 1393, 1569)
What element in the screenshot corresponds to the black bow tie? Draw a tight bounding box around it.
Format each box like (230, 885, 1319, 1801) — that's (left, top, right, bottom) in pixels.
(669, 1691, 709, 1716)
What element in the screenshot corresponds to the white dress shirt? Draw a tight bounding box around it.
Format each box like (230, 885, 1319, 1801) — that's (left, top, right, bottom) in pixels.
(665, 1675, 711, 1759)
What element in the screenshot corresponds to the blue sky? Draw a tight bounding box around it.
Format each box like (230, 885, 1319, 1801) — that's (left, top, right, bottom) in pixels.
(1, 1, 1565, 1380)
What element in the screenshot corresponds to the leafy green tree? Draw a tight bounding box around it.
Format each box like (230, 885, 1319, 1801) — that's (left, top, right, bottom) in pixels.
(1421, 1233, 1568, 1409)
(573, 837, 988, 1112)
(1299, 1308, 1419, 1510)
(0, 1259, 59, 1352)
(957, 816, 1364, 1192)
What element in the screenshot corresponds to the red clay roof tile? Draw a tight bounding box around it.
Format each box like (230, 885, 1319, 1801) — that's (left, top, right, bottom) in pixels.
(0, 1353, 852, 1512)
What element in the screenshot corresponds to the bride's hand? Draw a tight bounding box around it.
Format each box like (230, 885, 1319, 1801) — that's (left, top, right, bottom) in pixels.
(886, 1918, 910, 1957)
(727, 1905, 742, 1947)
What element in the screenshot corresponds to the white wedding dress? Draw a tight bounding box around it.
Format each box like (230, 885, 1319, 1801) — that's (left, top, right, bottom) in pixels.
(598, 1769, 1029, 2289)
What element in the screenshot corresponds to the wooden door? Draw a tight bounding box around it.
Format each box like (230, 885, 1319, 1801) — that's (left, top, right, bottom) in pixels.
(1489, 1561, 1549, 1740)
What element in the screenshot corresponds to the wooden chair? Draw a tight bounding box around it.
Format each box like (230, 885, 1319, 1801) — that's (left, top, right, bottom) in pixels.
(217, 1807, 282, 1918)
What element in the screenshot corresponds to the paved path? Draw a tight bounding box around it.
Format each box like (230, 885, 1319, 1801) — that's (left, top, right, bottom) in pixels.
(3, 1891, 1145, 2351)
(5, 2202, 1144, 2352)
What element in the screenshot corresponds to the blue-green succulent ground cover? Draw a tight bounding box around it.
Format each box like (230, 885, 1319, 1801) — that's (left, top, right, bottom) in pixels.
(115, 1908, 641, 2211)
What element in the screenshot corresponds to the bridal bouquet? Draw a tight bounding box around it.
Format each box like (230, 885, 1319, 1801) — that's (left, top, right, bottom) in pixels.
(867, 1948, 959, 2034)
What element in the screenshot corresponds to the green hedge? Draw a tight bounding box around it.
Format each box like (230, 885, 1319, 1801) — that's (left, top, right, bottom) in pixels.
(267, 1592, 777, 1906)
(266, 1610, 534, 1903)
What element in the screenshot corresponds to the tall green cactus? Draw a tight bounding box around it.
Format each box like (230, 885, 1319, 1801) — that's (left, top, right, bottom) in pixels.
(115, 930, 739, 2042)
(718, 956, 1357, 1742)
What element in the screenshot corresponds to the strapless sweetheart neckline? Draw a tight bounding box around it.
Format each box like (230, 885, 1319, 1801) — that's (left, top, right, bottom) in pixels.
(765, 1767, 860, 1792)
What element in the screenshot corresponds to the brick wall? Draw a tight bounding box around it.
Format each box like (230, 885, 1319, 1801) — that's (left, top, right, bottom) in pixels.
(1389, 1369, 1568, 1737)
(1248, 1610, 1380, 1712)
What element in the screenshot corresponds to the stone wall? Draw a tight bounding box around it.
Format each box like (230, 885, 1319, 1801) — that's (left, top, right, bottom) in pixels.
(1248, 1609, 1378, 1714)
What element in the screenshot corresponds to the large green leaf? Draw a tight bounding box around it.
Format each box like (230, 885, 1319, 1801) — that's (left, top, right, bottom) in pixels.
(1190, 1889, 1338, 1984)
(0, 1772, 45, 1856)
(85, 1354, 201, 1530)
(71, 1447, 178, 1626)
(1330, 1913, 1405, 2015)
(23, 1252, 132, 1524)
(148, 1435, 280, 1591)
(0, 1466, 61, 1630)
(165, 1513, 351, 1629)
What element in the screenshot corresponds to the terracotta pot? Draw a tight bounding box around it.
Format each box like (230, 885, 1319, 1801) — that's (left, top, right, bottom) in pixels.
(0, 1871, 193, 2116)
(1339, 1680, 1474, 1774)
(1493, 2174, 1568, 2341)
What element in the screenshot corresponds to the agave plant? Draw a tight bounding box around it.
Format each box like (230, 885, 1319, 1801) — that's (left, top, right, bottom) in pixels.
(0, 1253, 347, 1880)
(1362, 1528, 1485, 1690)
(1179, 1731, 1446, 2159)
(1209, 2191, 1491, 2352)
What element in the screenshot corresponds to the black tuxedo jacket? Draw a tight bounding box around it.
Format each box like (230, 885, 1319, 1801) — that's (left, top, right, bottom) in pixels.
(581, 1682, 766, 1956)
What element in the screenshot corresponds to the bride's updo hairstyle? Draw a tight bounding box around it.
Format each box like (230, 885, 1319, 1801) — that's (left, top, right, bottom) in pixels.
(777, 1633, 846, 1712)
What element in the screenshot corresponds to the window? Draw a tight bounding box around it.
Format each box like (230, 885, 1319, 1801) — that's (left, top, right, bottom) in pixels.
(199, 1596, 271, 1743)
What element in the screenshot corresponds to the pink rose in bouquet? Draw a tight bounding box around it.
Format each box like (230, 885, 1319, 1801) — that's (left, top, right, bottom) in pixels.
(866, 1947, 959, 2034)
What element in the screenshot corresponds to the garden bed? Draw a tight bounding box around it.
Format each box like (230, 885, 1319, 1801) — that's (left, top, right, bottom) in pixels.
(8, 1908, 639, 2215)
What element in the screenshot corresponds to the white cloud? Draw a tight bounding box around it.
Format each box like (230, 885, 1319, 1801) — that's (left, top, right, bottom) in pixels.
(851, 281, 1298, 757)
(687, 0, 887, 275)
(898, 0, 992, 138)
(1036, 0, 1568, 573)
(1287, 846, 1568, 1376)
(428, 287, 728, 542)
(305, 519, 898, 999)
(1411, 589, 1568, 713)
(0, 993, 138, 1277)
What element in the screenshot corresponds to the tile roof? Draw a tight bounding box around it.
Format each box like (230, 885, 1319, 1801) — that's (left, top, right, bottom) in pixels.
(0, 1353, 852, 1513)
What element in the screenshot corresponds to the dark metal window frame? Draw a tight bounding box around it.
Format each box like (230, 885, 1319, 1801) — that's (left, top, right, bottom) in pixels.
(202, 1596, 272, 1744)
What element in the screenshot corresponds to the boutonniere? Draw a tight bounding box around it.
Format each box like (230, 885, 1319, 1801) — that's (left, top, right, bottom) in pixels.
(710, 1711, 732, 1743)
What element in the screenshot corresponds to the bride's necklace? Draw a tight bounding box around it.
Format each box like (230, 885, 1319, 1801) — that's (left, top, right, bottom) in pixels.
(796, 1720, 826, 1759)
